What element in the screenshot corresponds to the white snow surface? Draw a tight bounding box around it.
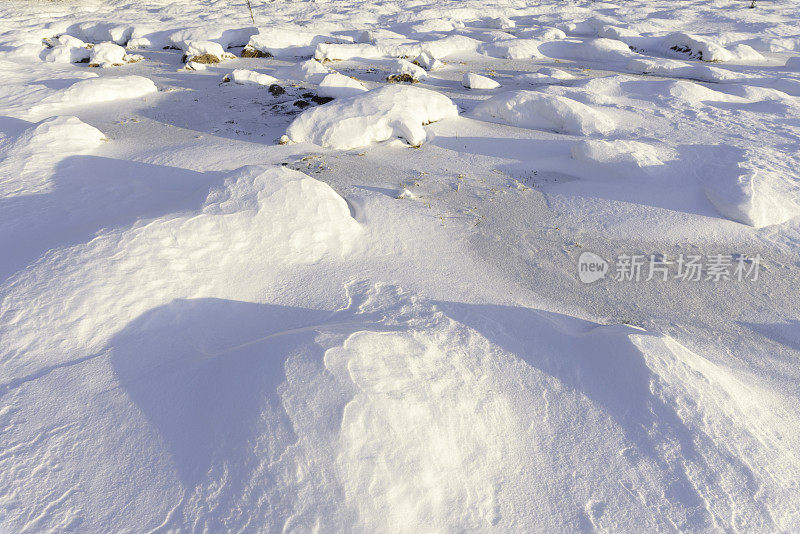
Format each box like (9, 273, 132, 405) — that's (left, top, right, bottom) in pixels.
(1, 0, 800, 531)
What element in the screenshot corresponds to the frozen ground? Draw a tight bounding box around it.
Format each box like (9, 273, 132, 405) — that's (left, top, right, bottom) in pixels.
(1, 0, 799, 531)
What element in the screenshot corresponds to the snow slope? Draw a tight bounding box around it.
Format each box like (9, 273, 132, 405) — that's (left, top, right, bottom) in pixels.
(1, 0, 800, 531)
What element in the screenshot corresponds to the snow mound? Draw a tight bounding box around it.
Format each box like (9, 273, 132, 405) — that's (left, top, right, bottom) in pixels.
(517, 26, 566, 41)
(0, 165, 361, 362)
(480, 38, 542, 59)
(387, 58, 427, 82)
(698, 148, 800, 227)
(472, 90, 615, 135)
(627, 58, 738, 83)
(667, 80, 740, 104)
(484, 16, 515, 30)
(41, 35, 92, 64)
(413, 52, 443, 71)
(89, 42, 142, 67)
(463, 72, 500, 89)
(8, 280, 793, 531)
(66, 21, 133, 45)
(273, 59, 330, 84)
(315, 43, 384, 62)
(224, 69, 279, 86)
(516, 67, 577, 85)
(785, 56, 800, 71)
(181, 40, 234, 63)
(285, 85, 458, 149)
(247, 28, 350, 58)
(0, 116, 106, 197)
(571, 139, 665, 173)
(421, 35, 480, 59)
(317, 72, 368, 98)
(662, 33, 763, 63)
(539, 38, 635, 62)
(29, 75, 158, 119)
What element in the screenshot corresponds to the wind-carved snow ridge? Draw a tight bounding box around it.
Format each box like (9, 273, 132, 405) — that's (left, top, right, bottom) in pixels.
(285, 85, 458, 149)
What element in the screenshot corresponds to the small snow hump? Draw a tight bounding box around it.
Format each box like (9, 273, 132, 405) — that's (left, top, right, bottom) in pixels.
(285, 85, 458, 150)
(472, 90, 615, 136)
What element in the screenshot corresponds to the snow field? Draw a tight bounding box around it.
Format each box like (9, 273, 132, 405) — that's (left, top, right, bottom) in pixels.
(1, 0, 800, 530)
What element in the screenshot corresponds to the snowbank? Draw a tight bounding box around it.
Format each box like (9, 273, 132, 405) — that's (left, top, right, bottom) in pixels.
(472, 90, 615, 135)
(463, 72, 500, 89)
(285, 85, 458, 149)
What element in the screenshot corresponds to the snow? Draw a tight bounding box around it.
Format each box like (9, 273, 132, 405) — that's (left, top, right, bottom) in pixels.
(387, 58, 427, 81)
(315, 43, 384, 62)
(539, 37, 636, 63)
(661, 32, 764, 63)
(181, 40, 234, 63)
(224, 69, 279, 87)
(413, 52, 442, 71)
(273, 58, 330, 83)
(317, 72, 367, 98)
(88, 42, 142, 67)
(480, 38, 542, 60)
(285, 85, 458, 149)
(21, 75, 158, 120)
(462, 72, 500, 89)
(570, 139, 665, 172)
(627, 57, 739, 83)
(2, 0, 800, 531)
(697, 148, 800, 227)
(0, 116, 106, 197)
(472, 90, 615, 135)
